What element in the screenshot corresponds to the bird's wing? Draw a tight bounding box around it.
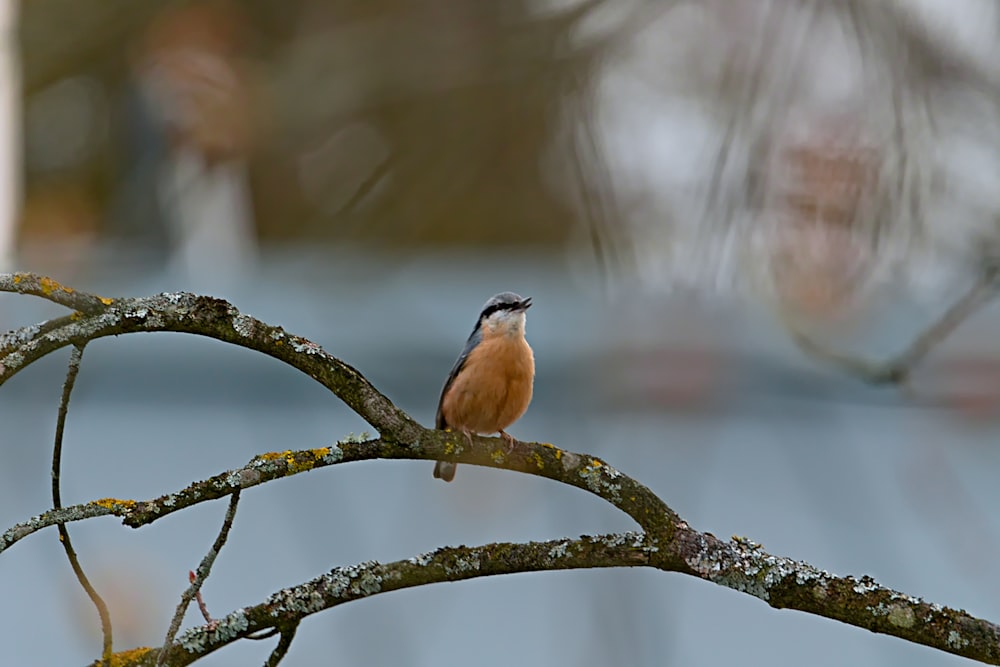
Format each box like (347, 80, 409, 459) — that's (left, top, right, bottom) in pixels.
(435, 327, 482, 429)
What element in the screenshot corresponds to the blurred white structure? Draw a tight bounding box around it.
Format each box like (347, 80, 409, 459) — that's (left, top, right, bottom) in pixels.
(134, 1, 259, 294)
(0, 0, 20, 270)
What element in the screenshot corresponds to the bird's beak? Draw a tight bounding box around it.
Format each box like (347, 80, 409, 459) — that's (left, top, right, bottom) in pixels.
(519, 297, 532, 311)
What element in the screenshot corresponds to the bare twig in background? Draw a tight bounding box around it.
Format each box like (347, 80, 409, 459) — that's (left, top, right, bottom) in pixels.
(788, 266, 1000, 385)
(157, 490, 241, 667)
(51, 343, 114, 666)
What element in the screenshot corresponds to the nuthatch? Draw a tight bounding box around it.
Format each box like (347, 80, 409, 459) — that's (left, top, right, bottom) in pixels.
(433, 292, 535, 482)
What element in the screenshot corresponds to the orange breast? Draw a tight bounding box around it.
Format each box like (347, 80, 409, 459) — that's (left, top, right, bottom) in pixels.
(440, 334, 534, 435)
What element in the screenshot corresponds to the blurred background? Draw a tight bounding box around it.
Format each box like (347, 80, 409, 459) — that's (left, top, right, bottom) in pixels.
(3, 0, 1000, 665)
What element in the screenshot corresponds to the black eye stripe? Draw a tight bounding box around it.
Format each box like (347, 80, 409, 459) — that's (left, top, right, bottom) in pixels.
(479, 301, 521, 320)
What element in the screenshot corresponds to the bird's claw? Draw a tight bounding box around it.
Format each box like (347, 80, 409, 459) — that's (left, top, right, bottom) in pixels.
(499, 430, 517, 454)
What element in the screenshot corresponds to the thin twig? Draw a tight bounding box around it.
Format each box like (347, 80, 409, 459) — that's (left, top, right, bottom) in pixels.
(889, 266, 1000, 375)
(51, 343, 113, 666)
(189, 571, 213, 625)
(156, 490, 242, 666)
(788, 267, 1000, 384)
(262, 624, 298, 667)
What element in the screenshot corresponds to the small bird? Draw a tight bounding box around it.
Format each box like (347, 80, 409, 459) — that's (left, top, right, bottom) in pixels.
(433, 292, 535, 482)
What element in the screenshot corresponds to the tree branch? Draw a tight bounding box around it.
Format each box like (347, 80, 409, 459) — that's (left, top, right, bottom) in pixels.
(0, 277, 418, 442)
(0, 272, 113, 314)
(51, 343, 114, 666)
(1, 432, 674, 548)
(1, 272, 997, 665)
(6, 433, 1000, 665)
(261, 623, 298, 667)
(94, 532, 1000, 667)
(157, 490, 241, 667)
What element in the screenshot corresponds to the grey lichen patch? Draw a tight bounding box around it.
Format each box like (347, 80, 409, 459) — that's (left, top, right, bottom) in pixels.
(123, 306, 165, 327)
(603, 531, 646, 549)
(887, 604, 916, 628)
(686, 535, 820, 603)
(796, 568, 831, 586)
(577, 459, 623, 503)
(0, 323, 40, 349)
(323, 562, 385, 599)
(887, 591, 924, 607)
(444, 555, 481, 576)
(921, 603, 948, 624)
(231, 468, 261, 488)
(947, 630, 970, 649)
(291, 338, 324, 355)
(409, 551, 434, 567)
(2, 349, 23, 369)
(231, 312, 256, 338)
(179, 609, 249, 653)
(326, 571, 352, 598)
(853, 577, 880, 594)
(548, 541, 570, 559)
(558, 451, 580, 474)
(10, 524, 32, 540)
(2, 519, 41, 551)
(353, 569, 383, 596)
(339, 432, 369, 444)
(268, 586, 326, 617)
(322, 444, 344, 464)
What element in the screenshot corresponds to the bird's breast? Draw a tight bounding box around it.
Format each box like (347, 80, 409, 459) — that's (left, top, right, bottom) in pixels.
(440, 334, 534, 434)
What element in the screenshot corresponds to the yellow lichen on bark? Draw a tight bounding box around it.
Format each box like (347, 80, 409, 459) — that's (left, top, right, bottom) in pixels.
(93, 498, 137, 512)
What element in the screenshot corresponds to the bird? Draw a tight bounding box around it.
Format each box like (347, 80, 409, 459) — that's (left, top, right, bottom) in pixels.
(433, 292, 535, 482)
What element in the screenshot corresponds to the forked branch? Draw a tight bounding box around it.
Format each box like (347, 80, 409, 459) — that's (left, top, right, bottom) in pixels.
(0, 273, 997, 666)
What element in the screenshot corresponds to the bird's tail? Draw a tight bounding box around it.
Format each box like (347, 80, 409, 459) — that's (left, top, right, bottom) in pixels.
(433, 460, 457, 482)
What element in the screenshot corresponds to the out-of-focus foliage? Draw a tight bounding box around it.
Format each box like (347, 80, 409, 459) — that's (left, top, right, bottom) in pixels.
(17, 0, 1000, 313)
(19, 0, 624, 251)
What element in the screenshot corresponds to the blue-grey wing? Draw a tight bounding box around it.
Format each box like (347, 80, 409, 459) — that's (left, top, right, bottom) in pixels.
(435, 328, 482, 429)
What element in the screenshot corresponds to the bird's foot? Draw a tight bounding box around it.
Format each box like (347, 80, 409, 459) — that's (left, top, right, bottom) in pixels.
(499, 430, 518, 454)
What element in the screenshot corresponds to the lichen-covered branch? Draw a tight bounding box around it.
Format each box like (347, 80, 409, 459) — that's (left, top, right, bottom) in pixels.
(0, 274, 419, 441)
(7, 436, 1000, 664)
(0, 272, 114, 314)
(95, 531, 1000, 667)
(101, 534, 660, 667)
(1, 272, 998, 665)
(1, 432, 674, 551)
